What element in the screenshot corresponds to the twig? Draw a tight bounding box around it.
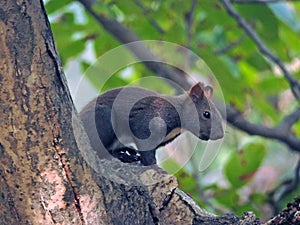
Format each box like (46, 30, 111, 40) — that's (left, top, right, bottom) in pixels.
(184, 0, 198, 70)
(221, 0, 300, 101)
(277, 157, 300, 200)
(277, 107, 300, 131)
(267, 157, 300, 216)
(214, 34, 245, 55)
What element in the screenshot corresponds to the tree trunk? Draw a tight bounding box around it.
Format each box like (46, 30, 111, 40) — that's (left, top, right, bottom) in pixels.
(0, 1, 262, 225)
(0, 1, 106, 224)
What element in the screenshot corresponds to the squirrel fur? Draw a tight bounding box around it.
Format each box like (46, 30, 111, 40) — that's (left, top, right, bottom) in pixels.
(80, 83, 224, 166)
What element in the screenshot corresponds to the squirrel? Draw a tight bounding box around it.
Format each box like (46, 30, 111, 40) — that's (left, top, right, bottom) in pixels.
(79, 83, 224, 166)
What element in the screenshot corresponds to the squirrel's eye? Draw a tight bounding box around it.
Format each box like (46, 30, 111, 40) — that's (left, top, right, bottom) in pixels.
(203, 111, 211, 119)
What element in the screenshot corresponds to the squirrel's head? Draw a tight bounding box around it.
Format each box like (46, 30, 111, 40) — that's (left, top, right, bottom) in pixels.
(183, 83, 224, 141)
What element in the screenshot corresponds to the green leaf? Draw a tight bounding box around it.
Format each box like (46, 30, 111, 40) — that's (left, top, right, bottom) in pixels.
(214, 188, 239, 207)
(175, 169, 198, 194)
(80, 61, 91, 72)
(279, 25, 300, 57)
(101, 75, 128, 92)
(198, 49, 247, 108)
(251, 97, 279, 123)
(45, 0, 72, 15)
(294, 116, 300, 137)
(60, 39, 85, 63)
(161, 158, 182, 175)
(93, 35, 119, 58)
(268, 2, 300, 32)
(163, 161, 199, 203)
(257, 76, 288, 95)
(245, 52, 270, 71)
(224, 143, 266, 188)
(237, 4, 279, 41)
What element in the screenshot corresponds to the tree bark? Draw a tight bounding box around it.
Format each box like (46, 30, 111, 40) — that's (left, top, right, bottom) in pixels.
(0, 1, 262, 225)
(0, 1, 106, 224)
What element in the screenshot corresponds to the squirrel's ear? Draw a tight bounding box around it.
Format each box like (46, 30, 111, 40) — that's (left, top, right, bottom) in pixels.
(204, 86, 213, 99)
(189, 83, 205, 101)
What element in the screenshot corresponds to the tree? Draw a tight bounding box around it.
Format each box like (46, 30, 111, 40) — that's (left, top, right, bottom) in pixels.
(0, 1, 103, 224)
(1, 0, 300, 224)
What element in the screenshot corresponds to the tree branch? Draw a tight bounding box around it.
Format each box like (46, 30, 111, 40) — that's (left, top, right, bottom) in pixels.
(226, 105, 300, 151)
(78, 0, 300, 153)
(185, 0, 197, 49)
(277, 157, 300, 201)
(265, 158, 300, 223)
(183, 0, 198, 70)
(214, 34, 245, 55)
(220, 0, 300, 101)
(277, 107, 300, 131)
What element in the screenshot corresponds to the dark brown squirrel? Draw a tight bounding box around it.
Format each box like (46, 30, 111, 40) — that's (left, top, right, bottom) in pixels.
(79, 83, 224, 166)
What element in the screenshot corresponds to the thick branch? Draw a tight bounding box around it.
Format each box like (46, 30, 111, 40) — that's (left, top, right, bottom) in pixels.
(93, 160, 260, 224)
(226, 105, 300, 151)
(221, 0, 300, 101)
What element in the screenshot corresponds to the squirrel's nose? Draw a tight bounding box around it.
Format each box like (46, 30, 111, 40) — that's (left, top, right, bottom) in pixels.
(200, 133, 210, 140)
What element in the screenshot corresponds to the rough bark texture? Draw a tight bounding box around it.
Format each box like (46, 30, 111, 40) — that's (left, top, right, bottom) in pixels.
(0, 1, 267, 225)
(0, 1, 106, 224)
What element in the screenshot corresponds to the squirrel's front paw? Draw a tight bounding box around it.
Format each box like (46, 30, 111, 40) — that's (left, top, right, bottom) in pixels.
(113, 147, 141, 163)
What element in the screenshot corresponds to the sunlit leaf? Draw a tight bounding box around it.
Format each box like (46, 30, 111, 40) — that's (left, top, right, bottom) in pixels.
(268, 2, 300, 32)
(60, 39, 85, 63)
(45, 0, 72, 15)
(224, 143, 266, 188)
